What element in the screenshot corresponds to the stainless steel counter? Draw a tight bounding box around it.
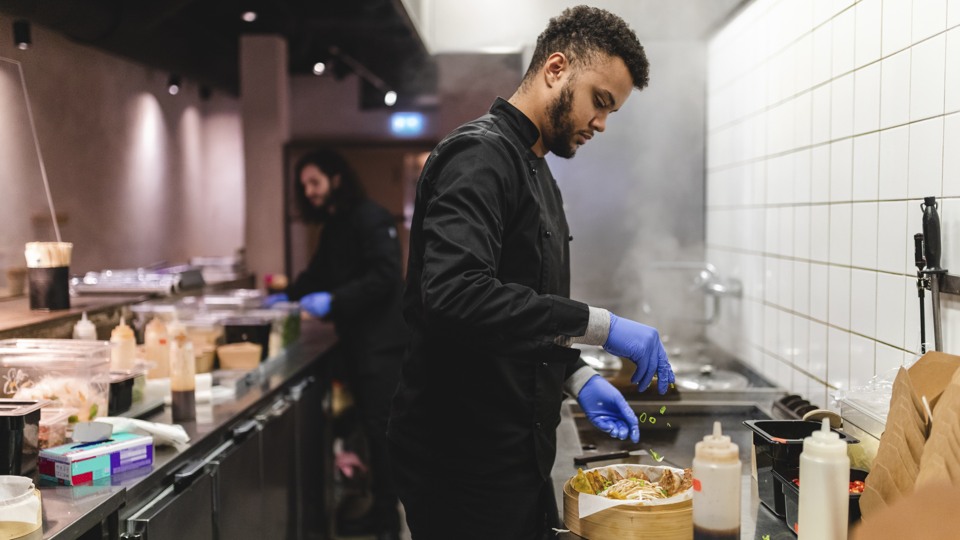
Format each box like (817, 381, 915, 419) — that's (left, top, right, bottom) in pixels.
(552, 392, 797, 539)
(37, 319, 337, 539)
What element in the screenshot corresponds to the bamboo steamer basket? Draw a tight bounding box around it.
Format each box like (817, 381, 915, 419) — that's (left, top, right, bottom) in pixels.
(562, 474, 692, 540)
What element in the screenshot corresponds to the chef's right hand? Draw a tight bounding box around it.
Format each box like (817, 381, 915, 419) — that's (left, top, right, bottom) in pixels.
(262, 293, 289, 308)
(578, 375, 639, 443)
(603, 313, 675, 394)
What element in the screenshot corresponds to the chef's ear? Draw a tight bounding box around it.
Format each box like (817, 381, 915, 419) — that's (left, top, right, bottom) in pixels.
(543, 52, 569, 87)
(331, 174, 341, 190)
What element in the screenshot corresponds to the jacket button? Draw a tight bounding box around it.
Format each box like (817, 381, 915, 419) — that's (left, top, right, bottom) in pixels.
(544, 231, 552, 238)
(535, 422, 542, 429)
(568, 235, 574, 241)
(531, 167, 537, 175)
(541, 362, 548, 367)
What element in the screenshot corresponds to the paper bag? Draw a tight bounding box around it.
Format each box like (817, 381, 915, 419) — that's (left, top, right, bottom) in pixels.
(859, 352, 960, 519)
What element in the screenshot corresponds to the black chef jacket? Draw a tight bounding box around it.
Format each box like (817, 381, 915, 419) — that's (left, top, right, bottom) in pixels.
(287, 198, 408, 362)
(388, 98, 591, 485)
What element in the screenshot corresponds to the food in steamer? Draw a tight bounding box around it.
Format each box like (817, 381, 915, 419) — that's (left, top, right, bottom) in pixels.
(572, 466, 693, 501)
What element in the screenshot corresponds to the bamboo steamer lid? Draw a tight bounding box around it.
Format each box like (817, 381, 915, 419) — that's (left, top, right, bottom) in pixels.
(562, 474, 693, 540)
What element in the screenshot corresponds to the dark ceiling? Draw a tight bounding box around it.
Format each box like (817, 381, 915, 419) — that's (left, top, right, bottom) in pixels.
(0, 0, 435, 106)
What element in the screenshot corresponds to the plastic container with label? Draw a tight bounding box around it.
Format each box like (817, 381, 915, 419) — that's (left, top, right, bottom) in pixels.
(692, 421, 741, 539)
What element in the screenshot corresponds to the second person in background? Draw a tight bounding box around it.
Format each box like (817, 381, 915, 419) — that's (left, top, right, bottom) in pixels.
(266, 148, 407, 540)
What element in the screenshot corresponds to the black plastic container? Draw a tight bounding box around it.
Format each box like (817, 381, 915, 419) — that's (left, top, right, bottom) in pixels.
(743, 420, 858, 517)
(0, 399, 46, 475)
(222, 317, 272, 360)
(775, 468, 867, 535)
(109, 371, 139, 416)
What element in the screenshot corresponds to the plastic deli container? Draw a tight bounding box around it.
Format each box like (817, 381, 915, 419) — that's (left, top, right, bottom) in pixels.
(0, 399, 47, 475)
(109, 370, 146, 416)
(39, 407, 77, 449)
(222, 317, 272, 360)
(775, 468, 867, 535)
(742, 420, 858, 517)
(0, 339, 111, 422)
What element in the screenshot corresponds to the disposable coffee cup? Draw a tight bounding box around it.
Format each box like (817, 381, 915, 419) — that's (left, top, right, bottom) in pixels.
(24, 242, 73, 311)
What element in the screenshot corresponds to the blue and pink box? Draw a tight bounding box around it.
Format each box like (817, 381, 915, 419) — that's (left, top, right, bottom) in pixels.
(38, 432, 154, 485)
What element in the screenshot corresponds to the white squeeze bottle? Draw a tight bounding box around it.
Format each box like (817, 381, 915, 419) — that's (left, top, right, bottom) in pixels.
(110, 316, 136, 370)
(798, 418, 850, 540)
(73, 312, 97, 340)
(693, 421, 741, 540)
(144, 317, 170, 378)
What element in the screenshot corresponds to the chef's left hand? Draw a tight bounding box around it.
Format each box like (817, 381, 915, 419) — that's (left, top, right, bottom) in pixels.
(300, 292, 333, 317)
(577, 375, 639, 443)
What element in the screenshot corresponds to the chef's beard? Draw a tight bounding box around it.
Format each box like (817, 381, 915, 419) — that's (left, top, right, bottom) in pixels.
(544, 83, 578, 159)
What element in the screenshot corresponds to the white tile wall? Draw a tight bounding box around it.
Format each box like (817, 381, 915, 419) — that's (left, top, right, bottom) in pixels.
(707, 0, 960, 402)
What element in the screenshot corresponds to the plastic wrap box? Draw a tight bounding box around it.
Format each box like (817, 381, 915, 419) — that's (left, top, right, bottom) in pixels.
(0, 339, 110, 422)
(39, 432, 153, 485)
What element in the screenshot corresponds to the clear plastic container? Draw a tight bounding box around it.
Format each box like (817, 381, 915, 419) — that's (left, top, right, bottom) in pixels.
(0, 339, 111, 422)
(39, 407, 78, 449)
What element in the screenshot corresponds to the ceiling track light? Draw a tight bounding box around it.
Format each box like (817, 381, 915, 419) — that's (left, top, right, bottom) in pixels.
(13, 20, 31, 50)
(167, 74, 181, 95)
(327, 46, 398, 107)
(241, 11, 258, 23)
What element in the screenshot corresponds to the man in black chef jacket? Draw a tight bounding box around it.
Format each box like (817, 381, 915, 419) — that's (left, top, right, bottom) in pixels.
(266, 148, 407, 539)
(387, 6, 675, 539)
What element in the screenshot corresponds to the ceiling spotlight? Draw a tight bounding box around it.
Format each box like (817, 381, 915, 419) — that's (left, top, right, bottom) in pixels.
(241, 11, 258, 22)
(13, 20, 31, 50)
(312, 62, 326, 76)
(384, 90, 398, 107)
(167, 75, 181, 96)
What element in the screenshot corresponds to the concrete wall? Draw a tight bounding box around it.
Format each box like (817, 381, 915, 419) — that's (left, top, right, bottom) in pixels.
(0, 23, 245, 287)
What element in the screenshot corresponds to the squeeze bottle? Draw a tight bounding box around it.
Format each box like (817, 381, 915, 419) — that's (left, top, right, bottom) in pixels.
(72, 312, 97, 340)
(798, 418, 850, 540)
(692, 421, 741, 540)
(169, 334, 196, 422)
(144, 317, 170, 378)
(110, 317, 136, 371)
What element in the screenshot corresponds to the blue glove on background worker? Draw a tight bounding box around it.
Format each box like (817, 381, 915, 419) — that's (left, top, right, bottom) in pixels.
(604, 313, 675, 394)
(299, 292, 332, 317)
(263, 291, 332, 317)
(577, 375, 640, 443)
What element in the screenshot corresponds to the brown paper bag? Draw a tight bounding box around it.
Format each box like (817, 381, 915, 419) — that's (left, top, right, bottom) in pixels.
(859, 352, 960, 518)
(916, 368, 960, 487)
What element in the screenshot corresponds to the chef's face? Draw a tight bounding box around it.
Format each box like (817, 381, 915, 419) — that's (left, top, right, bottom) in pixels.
(300, 164, 338, 209)
(544, 54, 634, 159)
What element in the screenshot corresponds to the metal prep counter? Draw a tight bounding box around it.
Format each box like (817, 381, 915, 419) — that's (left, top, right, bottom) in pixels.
(36, 319, 338, 540)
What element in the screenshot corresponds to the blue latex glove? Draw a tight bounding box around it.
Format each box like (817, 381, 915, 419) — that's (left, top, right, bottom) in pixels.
(300, 292, 332, 317)
(578, 375, 639, 443)
(262, 293, 289, 308)
(603, 313, 675, 394)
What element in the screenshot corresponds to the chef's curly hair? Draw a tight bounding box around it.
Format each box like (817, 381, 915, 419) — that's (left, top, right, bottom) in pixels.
(522, 5, 649, 90)
(293, 148, 366, 223)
